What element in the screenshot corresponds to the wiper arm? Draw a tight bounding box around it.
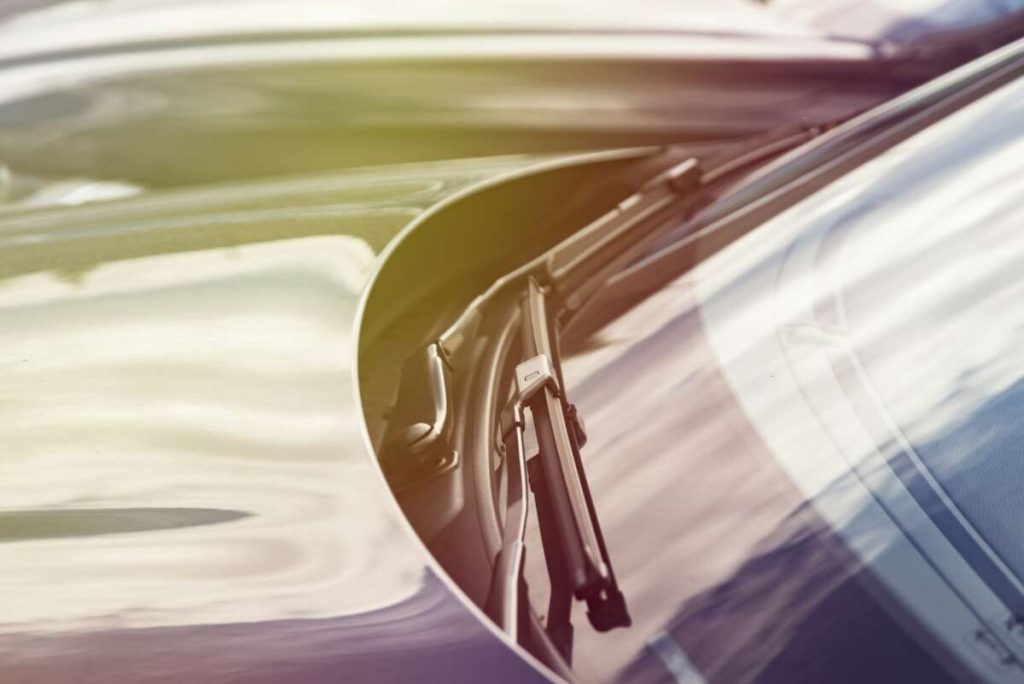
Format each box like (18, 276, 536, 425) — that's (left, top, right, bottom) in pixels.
(381, 154, 700, 485)
(487, 278, 630, 662)
(436, 155, 702, 362)
(520, 279, 618, 608)
(383, 150, 705, 657)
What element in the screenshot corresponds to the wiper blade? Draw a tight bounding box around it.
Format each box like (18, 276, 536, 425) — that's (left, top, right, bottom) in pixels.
(383, 151, 706, 656)
(487, 278, 630, 662)
(523, 277, 631, 623)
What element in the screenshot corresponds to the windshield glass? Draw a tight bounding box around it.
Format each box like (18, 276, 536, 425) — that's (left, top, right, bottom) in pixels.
(553, 72, 1024, 682)
(769, 0, 1024, 43)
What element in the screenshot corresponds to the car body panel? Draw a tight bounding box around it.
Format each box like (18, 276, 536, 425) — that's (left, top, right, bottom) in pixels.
(0, 155, 557, 682)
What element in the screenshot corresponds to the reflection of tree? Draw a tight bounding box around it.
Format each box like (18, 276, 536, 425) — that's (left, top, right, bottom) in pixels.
(619, 497, 957, 684)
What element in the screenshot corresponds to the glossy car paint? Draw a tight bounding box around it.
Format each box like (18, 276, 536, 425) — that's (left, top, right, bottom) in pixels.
(0, 156, 560, 682)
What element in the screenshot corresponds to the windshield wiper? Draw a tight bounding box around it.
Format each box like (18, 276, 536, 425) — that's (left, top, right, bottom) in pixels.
(381, 154, 701, 481)
(381, 151, 705, 661)
(486, 277, 630, 661)
(378, 39, 1024, 658)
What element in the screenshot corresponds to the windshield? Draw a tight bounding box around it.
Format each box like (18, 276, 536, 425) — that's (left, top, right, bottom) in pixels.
(552, 69, 1024, 681)
(769, 0, 1024, 43)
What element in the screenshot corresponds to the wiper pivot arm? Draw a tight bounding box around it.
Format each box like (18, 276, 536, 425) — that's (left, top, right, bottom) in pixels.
(519, 278, 630, 652)
(517, 351, 630, 632)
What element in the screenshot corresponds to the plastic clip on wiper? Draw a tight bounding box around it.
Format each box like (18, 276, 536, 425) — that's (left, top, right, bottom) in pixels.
(500, 278, 630, 660)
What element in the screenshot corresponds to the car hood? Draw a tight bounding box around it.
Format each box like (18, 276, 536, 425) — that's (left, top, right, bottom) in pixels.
(0, 154, 559, 682)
